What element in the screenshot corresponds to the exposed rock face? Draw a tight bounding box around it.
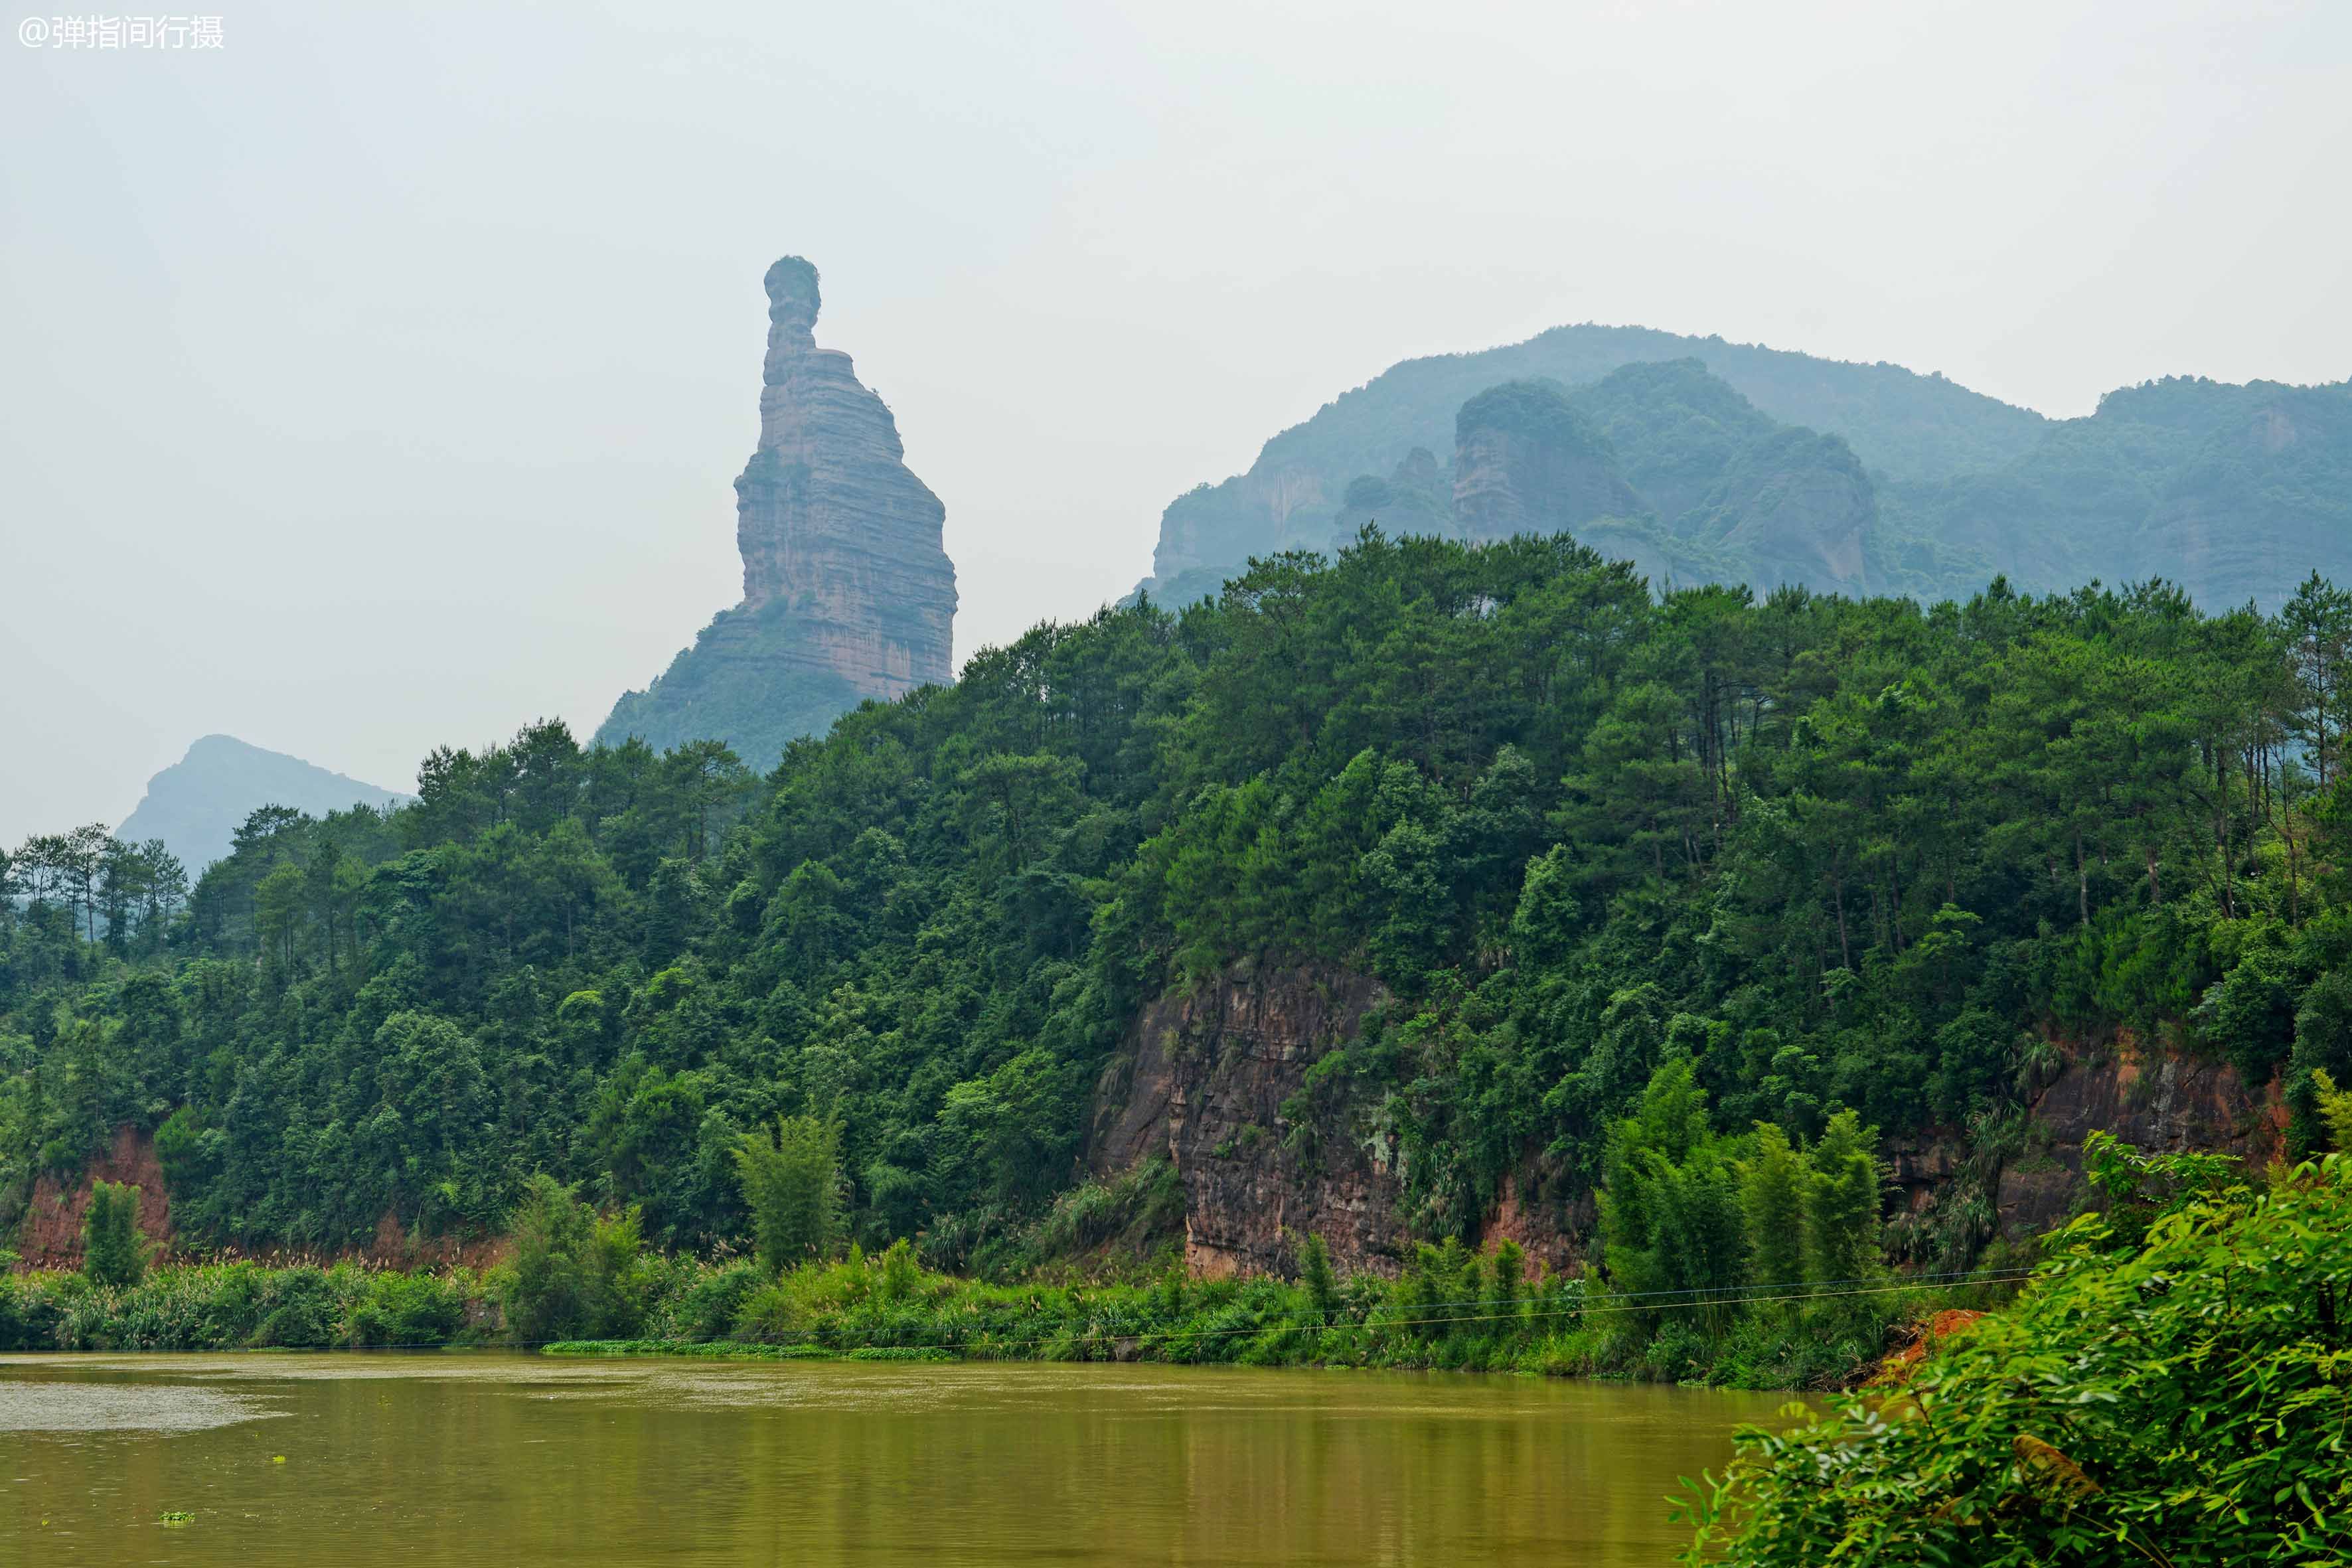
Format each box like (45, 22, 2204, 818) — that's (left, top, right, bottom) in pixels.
(599, 257, 957, 770)
(1087, 962, 1592, 1277)
(1452, 381, 1642, 539)
(1089, 964, 1407, 1276)
(735, 257, 957, 681)
(1090, 975, 2286, 1281)
(1994, 1035, 2286, 1238)
(15, 1125, 171, 1269)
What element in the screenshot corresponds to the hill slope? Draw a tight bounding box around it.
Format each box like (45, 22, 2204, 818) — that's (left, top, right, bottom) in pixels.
(1140, 323, 2047, 603)
(117, 734, 408, 872)
(1881, 374, 2352, 612)
(1142, 327, 2351, 617)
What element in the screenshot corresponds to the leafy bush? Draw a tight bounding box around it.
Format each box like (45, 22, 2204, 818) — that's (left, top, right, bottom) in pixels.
(733, 1116, 842, 1274)
(80, 1180, 147, 1289)
(491, 1174, 653, 1342)
(1682, 1152, 2352, 1565)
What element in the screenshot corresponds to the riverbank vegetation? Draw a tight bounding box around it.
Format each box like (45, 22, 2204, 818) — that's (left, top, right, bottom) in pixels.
(0, 1229, 1984, 1391)
(1681, 1148, 2352, 1566)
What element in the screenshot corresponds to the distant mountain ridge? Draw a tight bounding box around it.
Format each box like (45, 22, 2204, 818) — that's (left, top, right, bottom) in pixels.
(1138, 321, 2351, 613)
(1138, 321, 2048, 605)
(118, 735, 409, 873)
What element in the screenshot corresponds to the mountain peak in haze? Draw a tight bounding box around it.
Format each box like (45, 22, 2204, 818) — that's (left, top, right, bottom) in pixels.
(117, 735, 410, 874)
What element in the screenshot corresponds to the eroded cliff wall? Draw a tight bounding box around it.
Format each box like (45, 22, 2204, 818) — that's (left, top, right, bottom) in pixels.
(1088, 964, 1405, 1276)
(599, 256, 958, 770)
(1090, 968, 2288, 1281)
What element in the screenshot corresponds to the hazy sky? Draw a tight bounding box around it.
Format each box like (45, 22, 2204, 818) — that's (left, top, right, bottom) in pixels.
(4, 0, 2347, 843)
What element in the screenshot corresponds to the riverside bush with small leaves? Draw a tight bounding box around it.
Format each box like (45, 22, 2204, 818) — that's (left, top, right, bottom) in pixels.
(0, 1260, 481, 1352)
(1679, 1153, 2352, 1566)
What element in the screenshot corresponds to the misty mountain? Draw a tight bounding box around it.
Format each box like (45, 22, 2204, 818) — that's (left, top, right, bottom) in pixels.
(118, 735, 410, 874)
(1140, 324, 2351, 614)
(1138, 321, 2045, 606)
(1881, 374, 2352, 611)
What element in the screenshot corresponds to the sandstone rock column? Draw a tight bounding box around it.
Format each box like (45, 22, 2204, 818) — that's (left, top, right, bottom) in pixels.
(735, 256, 957, 692)
(597, 257, 961, 770)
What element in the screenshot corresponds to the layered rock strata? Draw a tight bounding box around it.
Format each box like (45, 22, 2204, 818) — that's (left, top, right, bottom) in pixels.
(1088, 963, 1407, 1277)
(600, 257, 957, 769)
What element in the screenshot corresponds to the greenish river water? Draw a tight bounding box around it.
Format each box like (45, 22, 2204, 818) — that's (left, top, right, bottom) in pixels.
(0, 1353, 1793, 1565)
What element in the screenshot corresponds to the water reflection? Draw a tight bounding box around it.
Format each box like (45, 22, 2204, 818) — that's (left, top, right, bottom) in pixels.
(0, 1354, 1786, 1565)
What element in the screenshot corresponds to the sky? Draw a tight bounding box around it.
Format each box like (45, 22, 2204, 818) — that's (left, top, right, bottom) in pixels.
(3, 0, 2348, 844)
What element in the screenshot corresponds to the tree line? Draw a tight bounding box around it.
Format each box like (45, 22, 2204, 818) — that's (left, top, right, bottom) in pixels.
(2, 826, 187, 968)
(7, 532, 2352, 1278)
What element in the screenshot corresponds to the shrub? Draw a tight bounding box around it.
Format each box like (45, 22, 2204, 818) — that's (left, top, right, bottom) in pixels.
(1682, 1152, 2352, 1566)
(346, 1270, 466, 1348)
(734, 1115, 843, 1275)
(492, 1174, 651, 1342)
(81, 1181, 147, 1289)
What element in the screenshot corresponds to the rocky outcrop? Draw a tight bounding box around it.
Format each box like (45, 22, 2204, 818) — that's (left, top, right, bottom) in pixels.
(1132, 321, 2047, 605)
(1995, 1034, 2287, 1237)
(1091, 970, 2291, 1281)
(1570, 358, 1778, 524)
(1087, 963, 1595, 1277)
(600, 256, 958, 769)
(1089, 963, 1407, 1276)
(1452, 381, 1643, 539)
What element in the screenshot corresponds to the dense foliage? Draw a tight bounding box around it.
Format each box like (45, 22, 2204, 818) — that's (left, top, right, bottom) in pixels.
(8, 534, 2352, 1278)
(79, 1180, 146, 1290)
(1682, 1149, 2352, 1566)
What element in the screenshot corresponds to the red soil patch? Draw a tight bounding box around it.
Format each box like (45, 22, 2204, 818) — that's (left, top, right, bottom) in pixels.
(356, 1210, 510, 1271)
(1872, 1307, 1986, 1385)
(15, 1125, 173, 1269)
(11, 1123, 509, 1274)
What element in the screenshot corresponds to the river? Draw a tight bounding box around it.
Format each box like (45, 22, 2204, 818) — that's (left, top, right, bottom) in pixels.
(0, 1353, 1792, 1564)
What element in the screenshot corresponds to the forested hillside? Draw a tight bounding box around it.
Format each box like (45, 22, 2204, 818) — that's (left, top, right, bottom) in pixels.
(8, 534, 2352, 1270)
